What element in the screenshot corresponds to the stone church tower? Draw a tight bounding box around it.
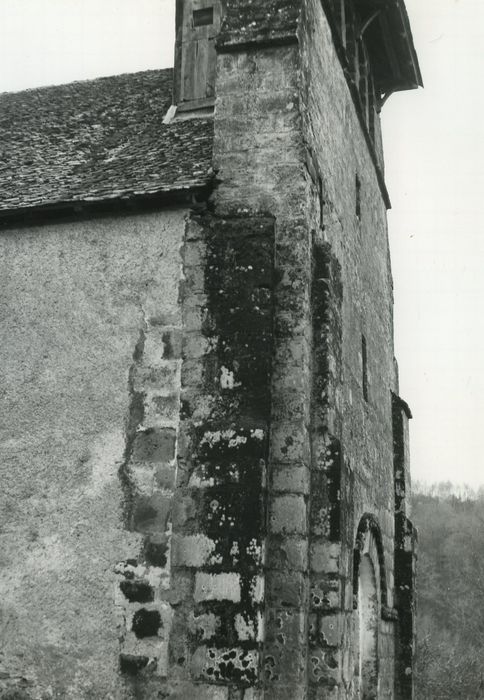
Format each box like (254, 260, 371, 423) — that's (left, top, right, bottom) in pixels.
(0, 1, 421, 699)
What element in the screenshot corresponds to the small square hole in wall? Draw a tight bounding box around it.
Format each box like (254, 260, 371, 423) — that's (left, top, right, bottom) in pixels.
(318, 175, 325, 230)
(193, 7, 214, 26)
(362, 334, 368, 402)
(355, 174, 361, 221)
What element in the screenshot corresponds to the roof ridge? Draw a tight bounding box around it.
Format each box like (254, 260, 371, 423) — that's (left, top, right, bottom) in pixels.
(0, 66, 174, 99)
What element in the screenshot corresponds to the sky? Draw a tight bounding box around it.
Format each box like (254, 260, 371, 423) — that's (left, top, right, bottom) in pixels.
(384, 0, 484, 487)
(0, 0, 481, 486)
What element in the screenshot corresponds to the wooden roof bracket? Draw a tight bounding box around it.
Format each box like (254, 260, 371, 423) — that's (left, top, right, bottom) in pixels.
(359, 10, 381, 39)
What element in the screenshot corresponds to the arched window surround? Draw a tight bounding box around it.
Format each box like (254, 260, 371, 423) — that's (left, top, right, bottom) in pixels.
(352, 514, 388, 699)
(352, 513, 388, 614)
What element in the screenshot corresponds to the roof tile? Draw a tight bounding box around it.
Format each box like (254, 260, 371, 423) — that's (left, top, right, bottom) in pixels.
(0, 68, 214, 213)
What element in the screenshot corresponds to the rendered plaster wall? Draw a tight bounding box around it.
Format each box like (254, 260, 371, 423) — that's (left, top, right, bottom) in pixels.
(0, 209, 187, 699)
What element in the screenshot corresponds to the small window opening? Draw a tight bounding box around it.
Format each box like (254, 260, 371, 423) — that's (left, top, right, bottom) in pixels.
(362, 334, 368, 402)
(193, 7, 214, 27)
(355, 174, 361, 221)
(319, 175, 325, 230)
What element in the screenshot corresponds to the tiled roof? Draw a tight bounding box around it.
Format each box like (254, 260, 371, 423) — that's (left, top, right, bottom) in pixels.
(0, 69, 214, 214)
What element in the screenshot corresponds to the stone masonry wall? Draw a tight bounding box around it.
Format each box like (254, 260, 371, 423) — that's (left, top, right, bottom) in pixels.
(299, 0, 402, 695)
(308, 239, 345, 698)
(164, 213, 275, 698)
(203, 1, 404, 690)
(392, 395, 416, 700)
(0, 1, 413, 696)
(212, 41, 314, 700)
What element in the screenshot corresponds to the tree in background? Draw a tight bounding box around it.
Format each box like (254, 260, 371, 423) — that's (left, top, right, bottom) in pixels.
(413, 484, 484, 698)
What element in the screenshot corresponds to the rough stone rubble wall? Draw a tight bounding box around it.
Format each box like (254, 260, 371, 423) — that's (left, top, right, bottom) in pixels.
(308, 240, 346, 697)
(392, 395, 416, 700)
(299, 0, 404, 695)
(114, 279, 183, 680)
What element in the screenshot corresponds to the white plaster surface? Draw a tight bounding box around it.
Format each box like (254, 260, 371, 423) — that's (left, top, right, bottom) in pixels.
(0, 208, 186, 697)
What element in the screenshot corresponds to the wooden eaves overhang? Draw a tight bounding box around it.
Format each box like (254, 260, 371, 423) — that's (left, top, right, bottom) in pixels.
(359, 0, 422, 95)
(325, 0, 423, 97)
(319, 0, 422, 208)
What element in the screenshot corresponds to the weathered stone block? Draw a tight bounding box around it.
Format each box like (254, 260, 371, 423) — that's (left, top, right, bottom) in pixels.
(242, 689, 264, 700)
(119, 653, 150, 675)
(143, 328, 179, 367)
(190, 646, 259, 686)
(119, 580, 154, 604)
(266, 536, 308, 572)
(271, 421, 310, 464)
(183, 331, 211, 360)
(128, 462, 156, 496)
(189, 611, 220, 641)
(194, 572, 241, 603)
(266, 570, 308, 608)
(183, 239, 206, 268)
(171, 534, 216, 568)
(263, 685, 308, 700)
(270, 494, 307, 535)
(145, 393, 180, 426)
(200, 487, 264, 540)
(307, 685, 340, 700)
(249, 575, 265, 603)
(143, 532, 169, 568)
(133, 363, 181, 393)
(272, 464, 310, 495)
(132, 608, 162, 639)
(132, 492, 172, 533)
(183, 295, 207, 330)
(171, 492, 198, 532)
(274, 308, 309, 340)
(274, 334, 311, 371)
(271, 362, 311, 396)
(234, 610, 263, 642)
(264, 608, 307, 685)
(131, 428, 177, 463)
(310, 575, 341, 612)
(310, 542, 341, 574)
(308, 647, 340, 687)
(165, 683, 230, 700)
(155, 463, 176, 490)
(271, 389, 309, 423)
(319, 614, 342, 648)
